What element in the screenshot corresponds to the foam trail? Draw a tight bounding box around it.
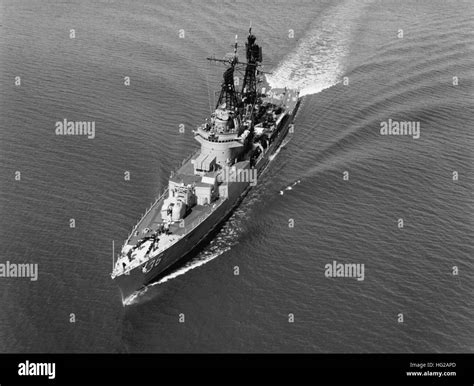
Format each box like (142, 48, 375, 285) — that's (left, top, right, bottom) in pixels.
(266, 0, 365, 96)
(280, 179, 301, 195)
(157, 247, 230, 284)
(122, 248, 230, 306)
(122, 220, 243, 305)
(123, 290, 145, 306)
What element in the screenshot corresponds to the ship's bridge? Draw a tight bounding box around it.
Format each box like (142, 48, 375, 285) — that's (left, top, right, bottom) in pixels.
(201, 104, 243, 134)
(195, 126, 240, 142)
(192, 103, 250, 169)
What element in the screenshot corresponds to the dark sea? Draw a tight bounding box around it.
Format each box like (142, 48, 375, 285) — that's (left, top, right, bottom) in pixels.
(0, 0, 473, 353)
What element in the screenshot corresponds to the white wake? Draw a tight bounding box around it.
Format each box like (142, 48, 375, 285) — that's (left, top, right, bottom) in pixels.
(266, 0, 366, 96)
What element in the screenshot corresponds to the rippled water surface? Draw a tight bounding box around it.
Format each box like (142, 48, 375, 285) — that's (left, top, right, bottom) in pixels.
(0, 0, 473, 352)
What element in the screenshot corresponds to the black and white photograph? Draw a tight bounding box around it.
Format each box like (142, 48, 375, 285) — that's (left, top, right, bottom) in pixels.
(0, 0, 473, 384)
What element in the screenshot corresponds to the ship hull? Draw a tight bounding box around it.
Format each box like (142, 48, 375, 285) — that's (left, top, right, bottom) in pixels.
(115, 189, 242, 301)
(114, 98, 301, 301)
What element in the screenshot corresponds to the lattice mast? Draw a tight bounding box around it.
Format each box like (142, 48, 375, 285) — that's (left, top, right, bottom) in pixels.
(241, 27, 262, 105)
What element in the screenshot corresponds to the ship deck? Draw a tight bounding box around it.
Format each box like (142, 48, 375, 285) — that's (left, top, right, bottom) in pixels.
(126, 87, 299, 248)
(263, 87, 300, 113)
(127, 198, 223, 246)
(127, 157, 224, 247)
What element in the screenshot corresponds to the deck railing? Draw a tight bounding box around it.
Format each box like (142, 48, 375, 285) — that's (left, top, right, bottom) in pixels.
(124, 186, 169, 246)
(121, 148, 204, 251)
(122, 150, 198, 248)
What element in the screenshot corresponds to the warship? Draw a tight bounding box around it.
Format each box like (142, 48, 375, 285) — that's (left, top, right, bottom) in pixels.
(111, 28, 301, 301)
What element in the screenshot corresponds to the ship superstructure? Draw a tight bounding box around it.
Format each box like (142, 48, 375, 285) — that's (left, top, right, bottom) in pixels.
(111, 28, 301, 301)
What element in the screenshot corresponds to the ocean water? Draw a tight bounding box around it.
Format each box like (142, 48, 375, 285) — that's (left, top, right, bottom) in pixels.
(0, 0, 473, 353)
